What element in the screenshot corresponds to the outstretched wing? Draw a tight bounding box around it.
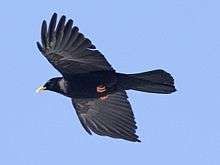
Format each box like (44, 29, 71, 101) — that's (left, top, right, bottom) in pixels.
(37, 13, 114, 78)
(72, 90, 140, 142)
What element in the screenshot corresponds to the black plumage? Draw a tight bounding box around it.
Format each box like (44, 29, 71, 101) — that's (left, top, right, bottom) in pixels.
(36, 13, 176, 142)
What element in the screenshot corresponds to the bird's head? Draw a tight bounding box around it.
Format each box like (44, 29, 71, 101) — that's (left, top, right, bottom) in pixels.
(36, 77, 63, 93)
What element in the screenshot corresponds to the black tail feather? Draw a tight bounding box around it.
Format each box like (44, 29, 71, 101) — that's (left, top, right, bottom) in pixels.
(117, 69, 176, 94)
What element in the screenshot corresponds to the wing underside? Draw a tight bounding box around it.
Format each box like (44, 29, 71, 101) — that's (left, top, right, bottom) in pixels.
(72, 90, 140, 142)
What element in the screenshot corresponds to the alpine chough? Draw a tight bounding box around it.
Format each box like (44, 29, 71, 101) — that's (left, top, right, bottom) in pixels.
(36, 13, 176, 142)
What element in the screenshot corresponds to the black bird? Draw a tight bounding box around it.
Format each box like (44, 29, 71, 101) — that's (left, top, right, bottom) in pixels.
(36, 13, 176, 142)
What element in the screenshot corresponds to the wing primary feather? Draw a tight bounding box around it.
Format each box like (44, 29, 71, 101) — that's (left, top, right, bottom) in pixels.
(103, 106, 135, 122)
(48, 13, 57, 44)
(94, 115, 139, 141)
(41, 20, 47, 48)
(104, 111, 136, 127)
(64, 26, 79, 50)
(90, 118, 113, 134)
(36, 42, 44, 53)
(79, 115, 92, 135)
(60, 19, 73, 50)
(72, 39, 94, 53)
(87, 115, 122, 137)
(88, 44, 96, 49)
(98, 111, 137, 133)
(93, 116, 124, 137)
(74, 109, 92, 135)
(55, 15, 66, 50)
(69, 33, 84, 51)
(86, 119, 102, 134)
(101, 111, 137, 131)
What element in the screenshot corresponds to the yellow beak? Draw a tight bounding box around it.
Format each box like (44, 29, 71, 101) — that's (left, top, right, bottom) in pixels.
(36, 86, 47, 93)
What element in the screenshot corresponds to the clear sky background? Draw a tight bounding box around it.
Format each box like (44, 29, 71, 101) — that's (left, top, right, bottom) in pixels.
(1, 0, 220, 164)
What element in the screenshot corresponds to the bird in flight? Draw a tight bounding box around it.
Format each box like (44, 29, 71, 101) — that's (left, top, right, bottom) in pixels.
(36, 13, 176, 142)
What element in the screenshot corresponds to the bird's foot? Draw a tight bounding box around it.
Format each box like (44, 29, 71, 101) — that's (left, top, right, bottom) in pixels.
(96, 85, 108, 100)
(96, 85, 106, 93)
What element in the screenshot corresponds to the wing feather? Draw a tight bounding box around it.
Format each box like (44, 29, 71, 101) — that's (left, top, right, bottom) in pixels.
(60, 19, 73, 49)
(41, 20, 47, 48)
(37, 13, 114, 77)
(72, 90, 140, 142)
(64, 27, 79, 50)
(48, 13, 57, 43)
(54, 15, 66, 50)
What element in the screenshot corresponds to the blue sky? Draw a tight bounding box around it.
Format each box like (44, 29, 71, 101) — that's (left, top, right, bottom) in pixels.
(1, 0, 220, 164)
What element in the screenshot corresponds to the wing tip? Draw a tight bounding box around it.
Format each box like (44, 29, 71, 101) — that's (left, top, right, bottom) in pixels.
(126, 136, 141, 143)
(127, 134, 141, 142)
(60, 15, 66, 22)
(36, 41, 44, 52)
(50, 13, 58, 27)
(52, 12, 58, 18)
(42, 20, 47, 28)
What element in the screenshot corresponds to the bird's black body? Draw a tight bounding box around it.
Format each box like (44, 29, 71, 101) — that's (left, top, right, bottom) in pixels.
(37, 13, 176, 142)
(66, 70, 118, 98)
(45, 71, 118, 98)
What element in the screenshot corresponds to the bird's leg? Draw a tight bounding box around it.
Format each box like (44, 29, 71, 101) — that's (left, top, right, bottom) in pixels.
(96, 85, 108, 100)
(100, 95, 108, 100)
